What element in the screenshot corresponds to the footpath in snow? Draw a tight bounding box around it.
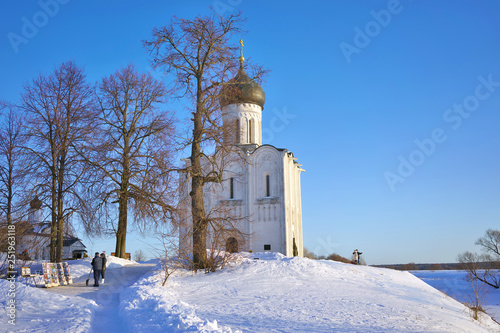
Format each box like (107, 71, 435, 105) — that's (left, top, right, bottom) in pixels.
(0, 256, 155, 333)
(47, 261, 156, 333)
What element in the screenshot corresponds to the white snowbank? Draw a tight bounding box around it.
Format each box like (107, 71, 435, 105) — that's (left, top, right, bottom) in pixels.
(120, 270, 230, 332)
(0, 279, 97, 332)
(105, 255, 137, 268)
(120, 252, 499, 332)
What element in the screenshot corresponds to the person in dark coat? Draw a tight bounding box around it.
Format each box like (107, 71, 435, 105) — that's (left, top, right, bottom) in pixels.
(100, 252, 107, 284)
(91, 252, 103, 287)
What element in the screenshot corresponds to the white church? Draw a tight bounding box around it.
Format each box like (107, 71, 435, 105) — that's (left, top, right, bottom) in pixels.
(178, 43, 304, 257)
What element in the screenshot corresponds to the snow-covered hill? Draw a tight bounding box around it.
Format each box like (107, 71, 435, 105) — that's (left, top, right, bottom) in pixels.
(122, 253, 499, 332)
(1, 253, 499, 332)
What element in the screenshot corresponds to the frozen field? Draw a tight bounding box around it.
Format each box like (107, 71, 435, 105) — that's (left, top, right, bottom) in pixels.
(411, 269, 500, 323)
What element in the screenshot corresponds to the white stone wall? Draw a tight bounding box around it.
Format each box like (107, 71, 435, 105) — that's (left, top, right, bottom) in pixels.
(283, 151, 304, 257)
(247, 146, 285, 254)
(178, 144, 304, 257)
(222, 103, 263, 145)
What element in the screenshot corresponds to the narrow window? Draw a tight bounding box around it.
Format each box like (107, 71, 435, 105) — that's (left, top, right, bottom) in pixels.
(249, 118, 254, 143)
(230, 177, 234, 199)
(266, 175, 270, 197)
(264, 244, 271, 251)
(235, 119, 239, 143)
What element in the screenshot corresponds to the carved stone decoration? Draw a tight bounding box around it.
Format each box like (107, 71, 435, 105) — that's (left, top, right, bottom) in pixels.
(262, 154, 272, 162)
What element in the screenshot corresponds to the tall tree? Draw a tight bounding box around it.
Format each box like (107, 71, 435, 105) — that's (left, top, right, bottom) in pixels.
(0, 106, 26, 226)
(85, 64, 175, 258)
(21, 61, 94, 262)
(144, 12, 266, 268)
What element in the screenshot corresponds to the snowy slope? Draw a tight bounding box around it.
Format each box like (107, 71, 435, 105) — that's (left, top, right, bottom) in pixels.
(121, 253, 499, 332)
(0, 256, 145, 333)
(412, 270, 500, 323)
(0, 279, 97, 332)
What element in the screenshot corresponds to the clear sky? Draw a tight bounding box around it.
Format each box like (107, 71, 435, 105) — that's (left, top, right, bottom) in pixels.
(1, 0, 499, 265)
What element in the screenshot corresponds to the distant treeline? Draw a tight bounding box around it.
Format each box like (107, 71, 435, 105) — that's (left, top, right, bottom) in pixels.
(372, 262, 495, 271)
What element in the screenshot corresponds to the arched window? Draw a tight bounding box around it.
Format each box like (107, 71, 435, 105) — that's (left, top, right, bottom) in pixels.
(230, 177, 234, 199)
(249, 118, 254, 143)
(266, 175, 270, 197)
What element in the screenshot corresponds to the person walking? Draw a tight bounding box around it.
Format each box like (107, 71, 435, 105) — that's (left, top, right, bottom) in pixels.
(91, 252, 103, 287)
(100, 252, 107, 284)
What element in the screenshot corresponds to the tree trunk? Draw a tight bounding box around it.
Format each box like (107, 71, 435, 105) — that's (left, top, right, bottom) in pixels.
(6, 166, 12, 226)
(115, 190, 128, 258)
(56, 173, 64, 263)
(191, 87, 207, 269)
(50, 170, 57, 263)
(115, 143, 130, 259)
(56, 208, 64, 262)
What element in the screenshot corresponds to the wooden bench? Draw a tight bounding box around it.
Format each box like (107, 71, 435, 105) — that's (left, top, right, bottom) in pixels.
(110, 252, 131, 260)
(21, 267, 42, 287)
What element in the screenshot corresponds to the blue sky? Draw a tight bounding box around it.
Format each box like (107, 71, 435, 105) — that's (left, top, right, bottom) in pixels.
(1, 0, 499, 265)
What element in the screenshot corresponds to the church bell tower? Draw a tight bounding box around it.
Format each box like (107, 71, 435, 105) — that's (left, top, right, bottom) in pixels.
(219, 39, 266, 147)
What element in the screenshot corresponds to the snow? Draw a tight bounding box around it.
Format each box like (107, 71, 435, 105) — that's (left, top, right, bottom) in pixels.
(1, 253, 499, 332)
(0, 255, 151, 333)
(0, 278, 97, 332)
(121, 253, 499, 332)
(412, 270, 500, 322)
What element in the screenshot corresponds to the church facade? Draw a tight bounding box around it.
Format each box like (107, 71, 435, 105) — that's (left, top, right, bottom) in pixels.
(178, 49, 304, 257)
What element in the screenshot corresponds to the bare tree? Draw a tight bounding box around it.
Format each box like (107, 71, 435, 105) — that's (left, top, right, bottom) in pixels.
(154, 224, 180, 286)
(134, 249, 147, 261)
(83, 64, 176, 259)
(457, 229, 500, 290)
(0, 106, 27, 226)
(202, 195, 246, 272)
(457, 229, 500, 319)
(458, 252, 492, 320)
(464, 268, 490, 320)
(144, 12, 266, 269)
(458, 251, 500, 289)
(21, 61, 94, 262)
(476, 229, 500, 258)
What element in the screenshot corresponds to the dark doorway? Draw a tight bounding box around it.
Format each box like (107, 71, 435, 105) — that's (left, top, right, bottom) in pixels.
(293, 238, 298, 256)
(226, 237, 239, 253)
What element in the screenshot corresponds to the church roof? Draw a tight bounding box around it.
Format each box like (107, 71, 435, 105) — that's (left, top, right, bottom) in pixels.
(32, 222, 51, 234)
(63, 236, 85, 247)
(219, 64, 266, 109)
(249, 145, 305, 171)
